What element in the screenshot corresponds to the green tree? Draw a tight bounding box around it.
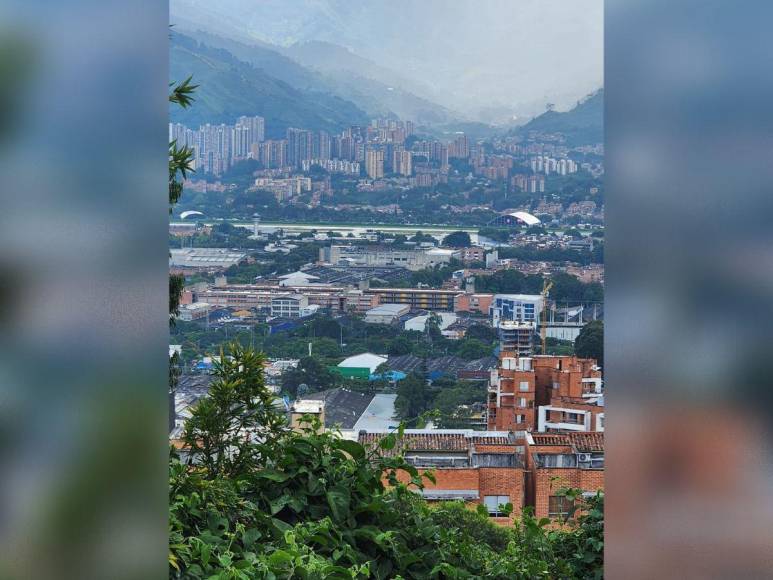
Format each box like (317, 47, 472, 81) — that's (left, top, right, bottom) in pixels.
(182, 343, 285, 479)
(388, 335, 413, 356)
(394, 372, 431, 422)
(456, 338, 493, 360)
(281, 356, 339, 397)
(309, 316, 342, 340)
(465, 324, 498, 342)
(564, 228, 584, 239)
(574, 320, 603, 364)
(424, 312, 443, 343)
(442, 230, 472, 247)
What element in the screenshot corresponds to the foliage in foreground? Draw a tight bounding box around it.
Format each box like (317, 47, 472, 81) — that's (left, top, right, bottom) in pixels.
(170, 343, 603, 579)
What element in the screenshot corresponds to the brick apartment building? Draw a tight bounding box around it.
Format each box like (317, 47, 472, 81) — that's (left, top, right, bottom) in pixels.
(488, 353, 603, 433)
(358, 430, 525, 525)
(356, 429, 604, 526)
(525, 432, 604, 520)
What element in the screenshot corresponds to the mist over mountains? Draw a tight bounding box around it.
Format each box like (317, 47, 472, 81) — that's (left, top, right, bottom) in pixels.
(177, 30, 457, 127)
(170, 28, 603, 144)
(170, 33, 369, 136)
(170, 0, 603, 122)
(516, 90, 604, 145)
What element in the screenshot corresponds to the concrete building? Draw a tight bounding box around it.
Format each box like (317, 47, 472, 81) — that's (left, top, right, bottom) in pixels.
(366, 288, 458, 311)
(490, 294, 543, 327)
(319, 245, 455, 271)
(290, 399, 325, 433)
(404, 312, 458, 332)
(178, 302, 210, 322)
(396, 149, 412, 176)
(196, 284, 344, 312)
(270, 294, 309, 318)
(498, 321, 536, 357)
(337, 353, 388, 379)
(169, 248, 247, 273)
(300, 388, 375, 430)
(343, 290, 380, 313)
(278, 271, 321, 287)
(364, 303, 410, 325)
(365, 149, 384, 179)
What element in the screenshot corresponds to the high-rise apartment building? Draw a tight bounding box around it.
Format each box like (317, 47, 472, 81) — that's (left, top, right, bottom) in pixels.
(397, 150, 412, 176)
(257, 139, 287, 169)
(231, 124, 250, 160)
(286, 128, 314, 167)
(237, 115, 265, 144)
(365, 149, 385, 179)
(449, 134, 469, 159)
(318, 131, 331, 161)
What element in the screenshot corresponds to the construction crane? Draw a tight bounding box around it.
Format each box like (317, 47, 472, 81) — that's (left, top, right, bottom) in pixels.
(540, 279, 553, 355)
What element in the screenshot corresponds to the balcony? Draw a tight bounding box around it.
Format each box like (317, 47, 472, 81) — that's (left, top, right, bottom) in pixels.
(537, 405, 593, 432)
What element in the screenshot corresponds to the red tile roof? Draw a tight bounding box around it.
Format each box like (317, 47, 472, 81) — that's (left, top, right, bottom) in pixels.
(530, 432, 604, 452)
(358, 432, 514, 457)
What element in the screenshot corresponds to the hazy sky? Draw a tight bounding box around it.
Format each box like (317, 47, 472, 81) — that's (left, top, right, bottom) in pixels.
(171, 0, 603, 120)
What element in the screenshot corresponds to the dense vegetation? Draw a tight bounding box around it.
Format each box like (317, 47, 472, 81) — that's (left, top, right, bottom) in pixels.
(496, 243, 604, 265)
(170, 343, 604, 578)
(172, 315, 498, 368)
(574, 320, 603, 364)
(474, 270, 603, 303)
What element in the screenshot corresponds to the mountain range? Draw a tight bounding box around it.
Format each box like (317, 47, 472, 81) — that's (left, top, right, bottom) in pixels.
(169, 0, 603, 118)
(170, 30, 603, 144)
(169, 33, 368, 137)
(516, 90, 603, 145)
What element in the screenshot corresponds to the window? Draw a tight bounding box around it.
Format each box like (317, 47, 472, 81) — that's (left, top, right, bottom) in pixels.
(515, 414, 523, 424)
(519, 381, 530, 391)
(537, 453, 577, 468)
(548, 495, 574, 518)
(518, 397, 527, 408)
(483, 495, 511, 517)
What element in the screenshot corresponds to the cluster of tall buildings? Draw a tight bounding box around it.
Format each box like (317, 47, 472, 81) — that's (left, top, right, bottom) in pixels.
(169, 116, 265, 176)
(511, 174, 546, 193)
(531, 156, 579, 176)
(300, 158, 360, 175)
(448, 134, 470, 158)
(170, 115, 479, 180)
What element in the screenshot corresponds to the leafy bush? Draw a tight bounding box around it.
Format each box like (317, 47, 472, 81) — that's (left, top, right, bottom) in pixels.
(170, 343, 603, 578)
